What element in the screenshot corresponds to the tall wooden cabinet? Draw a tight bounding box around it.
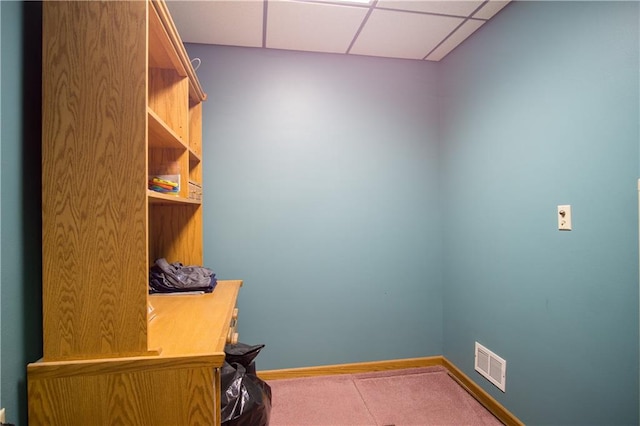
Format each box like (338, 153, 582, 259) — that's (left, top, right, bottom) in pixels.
(28, 1, 242, 424)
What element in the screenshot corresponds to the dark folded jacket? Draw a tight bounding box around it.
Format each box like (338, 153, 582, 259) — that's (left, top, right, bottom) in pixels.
(149, 258, 217, 294)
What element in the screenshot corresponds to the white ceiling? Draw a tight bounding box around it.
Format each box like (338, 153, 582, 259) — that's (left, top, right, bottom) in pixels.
(166, 0, 511, 61)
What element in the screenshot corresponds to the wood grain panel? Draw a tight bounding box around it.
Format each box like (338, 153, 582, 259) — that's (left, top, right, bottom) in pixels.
(42, 0, 149, 360)
(148, 280, 242, 355)
(148, 0, 186, 75)
(151, 0, 207, 102)
(214, 368, 222, 425)
(148, 68, 189, 142)
(148, 107, 188, 150)
(147, 190, 201, 205)
(28, 366, 216, 426)
(258, 356, 443, 380)
(148, 204, 202, 266)
(28, 374, 100, 425)
(189, 101, 203, 157)
(27, 353, 224, 381)
(36, 0, 217, 423)
(189, 101, 203, 184)
(189, 154, 203, 186)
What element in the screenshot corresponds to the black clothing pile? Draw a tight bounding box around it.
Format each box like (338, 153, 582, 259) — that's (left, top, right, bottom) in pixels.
(148, 258, 217, 294)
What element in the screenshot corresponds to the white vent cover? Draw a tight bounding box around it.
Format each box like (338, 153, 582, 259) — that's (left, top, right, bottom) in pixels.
(475, 342, 506, 392)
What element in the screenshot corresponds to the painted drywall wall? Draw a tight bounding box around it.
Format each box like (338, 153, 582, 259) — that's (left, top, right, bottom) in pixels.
(0, 1, 636, 425)
(440, 1, 639, 424)
(0, 0, 3, 410)
(0, 0, 2, 412)
(1, 2, 22, 421)
(1, 2, 43, 425)
(187, 44, 444, 369)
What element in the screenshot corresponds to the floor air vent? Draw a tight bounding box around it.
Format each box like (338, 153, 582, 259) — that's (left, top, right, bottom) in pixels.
(474, 342, 506, 392)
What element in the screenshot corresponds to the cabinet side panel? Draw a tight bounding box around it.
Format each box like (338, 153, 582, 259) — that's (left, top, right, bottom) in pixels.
(28, 367, 216, 425)
(190, 160, 203, 189)
(189, 101, 203, 185)
(41, 1, 149, 359)
(189, 101, 203, 158)
(214, 367, 222, 425)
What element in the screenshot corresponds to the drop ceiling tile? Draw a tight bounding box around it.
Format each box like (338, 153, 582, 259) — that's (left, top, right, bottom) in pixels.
(376, 0, 484, 18)
(426, 19, 484, 61)
(350, 9, 463, 60)
(473, 0, 511, 19)
(266, 1, 369, 54)
(166, 0, 264, 47)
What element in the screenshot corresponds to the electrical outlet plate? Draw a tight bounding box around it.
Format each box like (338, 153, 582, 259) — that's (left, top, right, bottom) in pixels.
(0, 407, 6, 423)
(558, 204, 572, 230)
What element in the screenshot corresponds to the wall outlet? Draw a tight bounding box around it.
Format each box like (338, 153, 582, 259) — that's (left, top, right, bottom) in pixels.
(0, 407, 5, 423)
(558, 204, 572, 231)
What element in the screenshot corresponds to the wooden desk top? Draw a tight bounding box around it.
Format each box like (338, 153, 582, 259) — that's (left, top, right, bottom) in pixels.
(148, 280, 242, 358)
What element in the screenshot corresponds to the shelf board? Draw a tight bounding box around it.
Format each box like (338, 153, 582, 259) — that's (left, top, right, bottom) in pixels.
(148, 108, 188, 150)
(148, 190, 201, 205)
(189, 148, 201, 164)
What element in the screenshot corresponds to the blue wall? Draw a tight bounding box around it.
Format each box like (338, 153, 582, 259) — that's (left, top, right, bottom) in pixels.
(0, 1, 637, 425)
(1, 0, 4, 410)
(187, 44, 445, 369)
(440, 1, 639, 424)
(1, 2, 43, 425)
(189, 1, 639, 424)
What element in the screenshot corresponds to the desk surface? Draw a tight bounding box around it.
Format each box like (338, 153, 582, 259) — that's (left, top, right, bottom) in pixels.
(148, 280, 242, 359)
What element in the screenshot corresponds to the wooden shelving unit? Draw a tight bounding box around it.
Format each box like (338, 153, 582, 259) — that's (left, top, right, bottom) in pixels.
(27, 1, 241, 424)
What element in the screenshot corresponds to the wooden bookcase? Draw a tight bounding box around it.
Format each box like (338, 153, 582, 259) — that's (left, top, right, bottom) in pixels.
(28, 1, 241, 424)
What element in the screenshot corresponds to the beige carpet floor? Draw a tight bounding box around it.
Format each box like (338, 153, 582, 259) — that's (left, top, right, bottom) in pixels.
(267, 366, 503, 426)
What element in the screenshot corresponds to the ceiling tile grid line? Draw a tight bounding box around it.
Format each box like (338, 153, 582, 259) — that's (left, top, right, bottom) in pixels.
(351, 9, 463, 60)
(426, 18, 485, 61)
(421, 1, 487, 61)
(345, 0, 378, 54)
(299, 0, 489, 19)
(166, 0, 512, 62)
(262, 0, 269, 47)
(423, 18, 469, 61)
(375, 6, 489, 20)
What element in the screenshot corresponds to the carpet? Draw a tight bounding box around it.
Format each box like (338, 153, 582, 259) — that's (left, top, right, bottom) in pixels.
(268, 366, 503, 426)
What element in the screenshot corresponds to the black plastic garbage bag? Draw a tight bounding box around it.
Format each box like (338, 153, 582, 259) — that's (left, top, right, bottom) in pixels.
(221, 362, 272, 426)
(225, 343, 265, 376)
